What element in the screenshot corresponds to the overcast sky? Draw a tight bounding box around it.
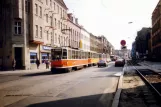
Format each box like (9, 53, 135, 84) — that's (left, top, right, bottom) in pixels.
(64, 0, 159, 49)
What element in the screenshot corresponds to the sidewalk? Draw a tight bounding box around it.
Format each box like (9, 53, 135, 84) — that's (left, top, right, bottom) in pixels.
(0, 68, 50, 75)
(138, 61, 161, 73)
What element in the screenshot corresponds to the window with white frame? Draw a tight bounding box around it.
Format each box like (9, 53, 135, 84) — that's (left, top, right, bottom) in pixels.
(46, 0, 48, 5)
(57, 5, 59, 13)
(50, 32, 52, 41)
(55, 18, 57, 28)
(39, 6, 42, 17)
(14, 21, 22, 35)
(46, 14, 48, 22)
(35, 4, 38, 15)
(54, 2, 55, 10)
(50, 0, 52, 7)
(35, 25, 38, 38)
(50, 16, 52, 26)
(47, 31, 49, 40)
(40, 27, 42, 38)
(55, 33, 57, 43)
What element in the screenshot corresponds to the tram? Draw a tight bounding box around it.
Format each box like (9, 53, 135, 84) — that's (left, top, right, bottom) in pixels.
(51, 47, 109, 73)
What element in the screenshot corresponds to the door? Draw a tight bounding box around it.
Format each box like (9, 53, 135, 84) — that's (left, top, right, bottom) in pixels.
(14, 47, 23, 69)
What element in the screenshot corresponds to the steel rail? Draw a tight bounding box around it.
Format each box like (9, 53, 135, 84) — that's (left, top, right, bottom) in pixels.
(130, 61, 161, 97)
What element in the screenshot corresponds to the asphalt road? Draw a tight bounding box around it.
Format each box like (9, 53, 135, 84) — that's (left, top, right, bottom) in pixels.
(0, 62, 123, 107)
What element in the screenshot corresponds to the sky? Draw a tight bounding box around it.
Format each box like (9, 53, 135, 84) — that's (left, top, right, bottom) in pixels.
(64, 0, 159, 49)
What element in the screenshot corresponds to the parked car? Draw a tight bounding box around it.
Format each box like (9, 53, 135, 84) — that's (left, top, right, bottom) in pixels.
(98, 60, 108, 67)
(115, 59, 125, 67)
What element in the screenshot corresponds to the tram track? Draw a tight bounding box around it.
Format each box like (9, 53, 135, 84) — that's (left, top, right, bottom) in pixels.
(130, 61, 161, 106)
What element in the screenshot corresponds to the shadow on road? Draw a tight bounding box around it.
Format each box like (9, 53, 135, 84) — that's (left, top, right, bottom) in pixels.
(26, 93, 115, 107)
(97, 64, 123, 72)
(22, 71, 52, 77)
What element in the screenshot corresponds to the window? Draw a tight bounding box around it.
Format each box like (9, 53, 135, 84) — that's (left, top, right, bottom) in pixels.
(55, 18, 57, 27)
(57, 5, 59, 13)
(35, 4, 38, 15)
(14, 21, 21, 35)
(46, 14, 48, 22)
(47, 31, 49, 40)
(25, 0, 30, 13)
(50, 16, 52, 26)
(55, 33, 57, 43)
(46, 0, 48, 5)
(54, 2, 55, 10)
(58, 20, 60, 29)
(40, 27, 42, 38)
(39, 6, 42, 17)
(30, 52, 37, 63)
(61, 22, 62, 30)
(50, 32, 52, 40)
(35, 25, 38, 38)
(50, 0, 52, 7)
(60, 8, 62, 17)
(0, 41, 2, 48)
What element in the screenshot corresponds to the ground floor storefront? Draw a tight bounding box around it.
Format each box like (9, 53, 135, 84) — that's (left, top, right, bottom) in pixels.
(0, 43, 52, 70)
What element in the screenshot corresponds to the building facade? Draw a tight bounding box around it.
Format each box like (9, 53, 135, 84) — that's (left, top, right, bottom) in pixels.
(67, 13, 81, 49)
(135, 27, 151, 58)
(80, 28, 90, 52)
(98, 35, 108, 54)
(152, 0, 161, 60)
(90, 33, 99, 52)
(0, 0, 69, 70)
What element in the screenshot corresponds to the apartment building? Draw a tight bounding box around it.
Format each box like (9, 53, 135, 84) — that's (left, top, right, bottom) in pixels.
(67, 13, 81, 49)
(0, 0, 68, 70)
(80, 28, 90, 52)
(151, 0, 161, 60)
(90, 33, 99, 52)
(98, 35, 108, 54)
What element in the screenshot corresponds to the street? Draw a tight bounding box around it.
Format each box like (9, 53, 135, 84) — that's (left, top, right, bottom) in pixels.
(0, 62, 123, 107)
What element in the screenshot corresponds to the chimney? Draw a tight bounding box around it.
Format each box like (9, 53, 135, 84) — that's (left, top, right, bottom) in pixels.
(75, 18, 78, 24)
(67, 13, 73, 22)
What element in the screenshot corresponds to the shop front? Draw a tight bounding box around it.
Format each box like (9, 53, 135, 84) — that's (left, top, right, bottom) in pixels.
(41, 46, 51, 63)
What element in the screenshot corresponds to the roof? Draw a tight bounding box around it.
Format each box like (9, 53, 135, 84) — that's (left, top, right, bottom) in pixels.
(55, 0, 68, 10)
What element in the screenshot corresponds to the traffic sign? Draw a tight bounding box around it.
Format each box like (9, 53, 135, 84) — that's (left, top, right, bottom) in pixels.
(120, 40, 126, 46)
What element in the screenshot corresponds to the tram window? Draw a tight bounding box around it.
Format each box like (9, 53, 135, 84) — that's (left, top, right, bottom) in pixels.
(51, 48, 62, 60)
(86, 52, 88, 58)
(79, 51, 81, 59)
(68, 50, 72, 59)
(72, 50, 75, 59)
(76, 51, 78, 59)
(82, 52, 84, 59)
(63, 49, 67, 59)
(88, 52, 90, 58)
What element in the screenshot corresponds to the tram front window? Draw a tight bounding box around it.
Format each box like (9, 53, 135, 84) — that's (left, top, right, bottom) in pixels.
(52, 49, 62, 60)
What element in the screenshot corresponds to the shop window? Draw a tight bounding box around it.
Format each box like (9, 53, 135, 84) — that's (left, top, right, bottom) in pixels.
(42, 53, 49, 63)
(30, 52, 37, 63)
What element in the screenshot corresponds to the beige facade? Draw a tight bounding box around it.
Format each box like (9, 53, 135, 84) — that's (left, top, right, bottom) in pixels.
(67, 13, 81, 49)
(0, 0, 68, 70)
(90, 33, 99, 53)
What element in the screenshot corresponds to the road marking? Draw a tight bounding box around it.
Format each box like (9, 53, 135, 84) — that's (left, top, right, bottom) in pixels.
(113, 72, 123, 77)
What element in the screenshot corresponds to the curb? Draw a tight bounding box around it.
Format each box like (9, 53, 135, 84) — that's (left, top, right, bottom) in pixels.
(111, 64, 126, 107)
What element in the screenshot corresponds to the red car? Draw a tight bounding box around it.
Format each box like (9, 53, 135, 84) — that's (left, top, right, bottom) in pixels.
(115, 59, 125, 67)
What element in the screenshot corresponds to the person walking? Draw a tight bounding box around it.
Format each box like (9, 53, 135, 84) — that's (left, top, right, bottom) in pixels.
(12, 59, 16, 71)
(36, 58, 40, 69)
(45, 60, 49, 69)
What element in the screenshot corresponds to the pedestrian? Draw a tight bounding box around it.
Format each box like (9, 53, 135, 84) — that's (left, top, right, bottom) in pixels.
(36, 58, 40, 69)
(45, 60, 49, 69)
(12, 59, 16, 71)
